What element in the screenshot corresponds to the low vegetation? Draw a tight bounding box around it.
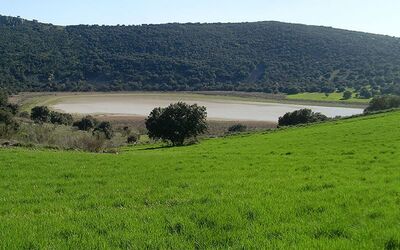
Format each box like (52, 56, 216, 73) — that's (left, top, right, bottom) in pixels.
(0, 90, 132, 152)
(0, 110, 399, 249)
(0, 90, 19, 133)
(73, 116, 99, 131)
(227, 124, 247, 133)
(364, 95, 400, 113)
(286, 91, 370, 103)
(278, 109, 328, 127)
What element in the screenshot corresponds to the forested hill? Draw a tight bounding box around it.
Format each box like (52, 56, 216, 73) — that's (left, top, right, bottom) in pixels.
(1, 14, 400, 94)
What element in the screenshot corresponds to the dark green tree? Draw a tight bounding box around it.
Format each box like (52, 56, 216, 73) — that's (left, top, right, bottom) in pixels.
(0, 89, 8, 107)
(0, 110, 14, 126)
(93, 121, 114, 139)
(31, 106, 51, 123)
(359, 87, 372, 99)
(342, 91, 352, 100)
(364, 95, 400, 112)
(127, 134, 138, 144)
(278, 109, 328, 127)
(50, 111, 73, 125)
(228, 124, 247, 133)
(0, 89, 19, 115)
(73, 116, 98, 131)
(145, 102, 207, 146)
(0, 109, 19, 134)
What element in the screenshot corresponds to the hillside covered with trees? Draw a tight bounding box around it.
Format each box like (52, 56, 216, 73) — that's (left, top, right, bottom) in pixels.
(1, 14, 400, 95)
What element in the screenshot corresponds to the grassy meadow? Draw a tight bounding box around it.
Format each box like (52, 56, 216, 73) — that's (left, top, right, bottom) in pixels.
(286, 92, 371, 104)
(1, 111, 400, 249)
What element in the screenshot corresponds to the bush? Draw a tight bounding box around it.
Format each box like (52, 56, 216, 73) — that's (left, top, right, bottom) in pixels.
(50, 111, 73, 125)
(359, 87, 372, 99)
(364, 95, 400, 112)
(72, 134, 109, 152)
(146, 102, 208, 146)
(93, 121, 114, 139)
(10, 123, 112, 152)
(4, 103, 19, 115)
(228, 124, 247, 133)
(342, 91, 352, 100)
(0, 90, 19, 115)
(278, 109, 328, 127)
(31, 106, 50, 123)
(127, 134, 138, 144)
(0, 110, 14, 126)
(0, 89, 8, 107)
(19, 111, 30, 119)
(0, 109, 19, 133)
(122, 126, 131, 136)
(73, 116, 98, 131)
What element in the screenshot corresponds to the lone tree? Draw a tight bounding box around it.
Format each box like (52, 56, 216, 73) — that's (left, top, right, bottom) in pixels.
(145, 102, 207, 146)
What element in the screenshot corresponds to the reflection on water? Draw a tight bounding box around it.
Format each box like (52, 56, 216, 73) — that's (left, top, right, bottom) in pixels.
(52, 95, 364, 122)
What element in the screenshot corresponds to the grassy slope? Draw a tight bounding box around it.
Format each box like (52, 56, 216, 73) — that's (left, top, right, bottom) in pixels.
(1, 112, 400, 249)
(286, 92, 371, 104)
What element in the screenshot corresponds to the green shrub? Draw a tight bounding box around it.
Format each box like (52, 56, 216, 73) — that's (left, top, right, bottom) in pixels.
(365, 95, 400, 113)
(93, 121, 114, 139)
(50, 111, 73, 125)
(72, 133, 109, 152)
(342, 91, 352, 100)
(359, 87, 372, 99)
(19, 111, 30, 119)
(0, 89, 8, 107)
(278, 109, 328, 127)
(0, 110, 19, 137)
(122, 126, 131, 136)
(31, 106, 50, 123)
(228, 124, 247, 133)
(3, 103, 19, 115)
(12, 123, 111, 152)
(73, 116, 98, 131)
(0, 110, 14, 126)
(127, 134, 138, 144)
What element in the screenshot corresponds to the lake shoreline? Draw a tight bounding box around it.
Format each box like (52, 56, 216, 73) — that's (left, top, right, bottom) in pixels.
(14, 91, 368, 111)
(33, 92, 365, 122)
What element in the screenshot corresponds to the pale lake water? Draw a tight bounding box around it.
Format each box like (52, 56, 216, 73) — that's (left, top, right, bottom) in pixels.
(52, 95, 364, 122)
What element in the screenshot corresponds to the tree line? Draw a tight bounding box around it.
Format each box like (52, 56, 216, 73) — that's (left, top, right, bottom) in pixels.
(1, 15, 400, 96)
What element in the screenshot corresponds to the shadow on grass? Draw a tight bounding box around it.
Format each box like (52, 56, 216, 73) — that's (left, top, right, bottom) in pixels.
(139, 141, 200, 151)
(140, 145, 175, 151)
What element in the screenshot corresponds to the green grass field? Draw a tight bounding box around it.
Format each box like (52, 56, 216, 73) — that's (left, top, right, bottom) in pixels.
(287, 92, 371, 104)
(1, 111, 400, 249)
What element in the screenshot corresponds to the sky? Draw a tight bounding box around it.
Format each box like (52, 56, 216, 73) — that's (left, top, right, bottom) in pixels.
(1, 0, 399, 37)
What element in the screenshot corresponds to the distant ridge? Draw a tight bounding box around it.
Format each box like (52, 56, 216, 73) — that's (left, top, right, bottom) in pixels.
(0, 14, 400, 95)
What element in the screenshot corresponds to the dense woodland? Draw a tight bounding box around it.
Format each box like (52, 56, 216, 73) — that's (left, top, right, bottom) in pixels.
(1, 15, 400, 95)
